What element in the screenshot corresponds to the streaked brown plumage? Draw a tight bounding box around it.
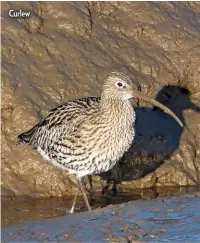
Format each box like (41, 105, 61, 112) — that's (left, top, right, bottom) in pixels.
(18, 72, 183, 213)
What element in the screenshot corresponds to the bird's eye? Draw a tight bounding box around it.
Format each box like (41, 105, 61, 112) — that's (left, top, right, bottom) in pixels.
(117, 82, 123, 87)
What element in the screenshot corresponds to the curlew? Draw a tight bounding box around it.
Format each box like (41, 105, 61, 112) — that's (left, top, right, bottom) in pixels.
(18, 72, 183, 213)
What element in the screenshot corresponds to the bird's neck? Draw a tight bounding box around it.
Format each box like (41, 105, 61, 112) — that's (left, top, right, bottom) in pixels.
(99, 96, 134, 121)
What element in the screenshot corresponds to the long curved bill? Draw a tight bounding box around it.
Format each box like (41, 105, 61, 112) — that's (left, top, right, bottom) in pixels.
(132, 90, 183, 127)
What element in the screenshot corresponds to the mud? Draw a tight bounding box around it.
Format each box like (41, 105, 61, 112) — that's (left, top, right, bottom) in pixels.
(2, 186, 199, 228)
(2, 192, 200, 242)
(1, 2, 200, 197)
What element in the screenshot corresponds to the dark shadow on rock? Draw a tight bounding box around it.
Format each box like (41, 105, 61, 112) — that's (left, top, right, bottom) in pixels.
(100, 85, 200, 190)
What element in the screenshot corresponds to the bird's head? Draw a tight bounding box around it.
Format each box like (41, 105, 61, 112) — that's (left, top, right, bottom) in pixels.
(101, 71, 183, 127)
(102, 71, 137, 101)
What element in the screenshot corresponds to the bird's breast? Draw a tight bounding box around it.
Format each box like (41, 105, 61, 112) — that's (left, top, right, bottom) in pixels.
(82, 107, 136, 173)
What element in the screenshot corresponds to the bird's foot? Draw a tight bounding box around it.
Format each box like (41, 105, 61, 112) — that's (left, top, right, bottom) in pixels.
(69, 206, 75, 214)
(65, 209, 74, 214)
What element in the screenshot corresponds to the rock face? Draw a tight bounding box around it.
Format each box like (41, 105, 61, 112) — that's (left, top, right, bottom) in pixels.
(2, 2, 200, 197)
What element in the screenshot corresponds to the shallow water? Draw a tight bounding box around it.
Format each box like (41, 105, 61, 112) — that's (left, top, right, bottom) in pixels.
(2, 186, 199, 228)
(2, 191, 200, 242)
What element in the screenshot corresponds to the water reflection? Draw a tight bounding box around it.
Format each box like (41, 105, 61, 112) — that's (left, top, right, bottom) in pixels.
(2, 185, 199, 228)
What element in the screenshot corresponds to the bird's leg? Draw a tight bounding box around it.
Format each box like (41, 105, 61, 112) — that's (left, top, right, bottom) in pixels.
(102, 180, 111, 196)
(70, 187, 79, 214)
(88, 175, 93, 200)
(78, 177, 91, 211)
(102, 180, 118, 198)
(111, 181, 118, 197)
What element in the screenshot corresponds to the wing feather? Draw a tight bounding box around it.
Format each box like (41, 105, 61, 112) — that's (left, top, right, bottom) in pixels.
(18, 97, 100, 151)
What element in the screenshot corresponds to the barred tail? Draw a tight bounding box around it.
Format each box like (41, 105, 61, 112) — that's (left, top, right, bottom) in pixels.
(17, 125, 38, 145)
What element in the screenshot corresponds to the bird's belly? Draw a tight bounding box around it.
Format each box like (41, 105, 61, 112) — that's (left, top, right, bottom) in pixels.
(92, 130, 135, 174)
(37, 147, 69, 171)
(36, 127, 135, 177)
(37, 147, 93, 177)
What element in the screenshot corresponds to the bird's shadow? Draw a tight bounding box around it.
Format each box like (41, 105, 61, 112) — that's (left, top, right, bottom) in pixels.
(100, 85, 200, 192)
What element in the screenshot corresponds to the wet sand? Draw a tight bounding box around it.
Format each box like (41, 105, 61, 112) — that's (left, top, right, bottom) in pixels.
(2, 192, 200, 242)
(2, 186, 199, 228)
